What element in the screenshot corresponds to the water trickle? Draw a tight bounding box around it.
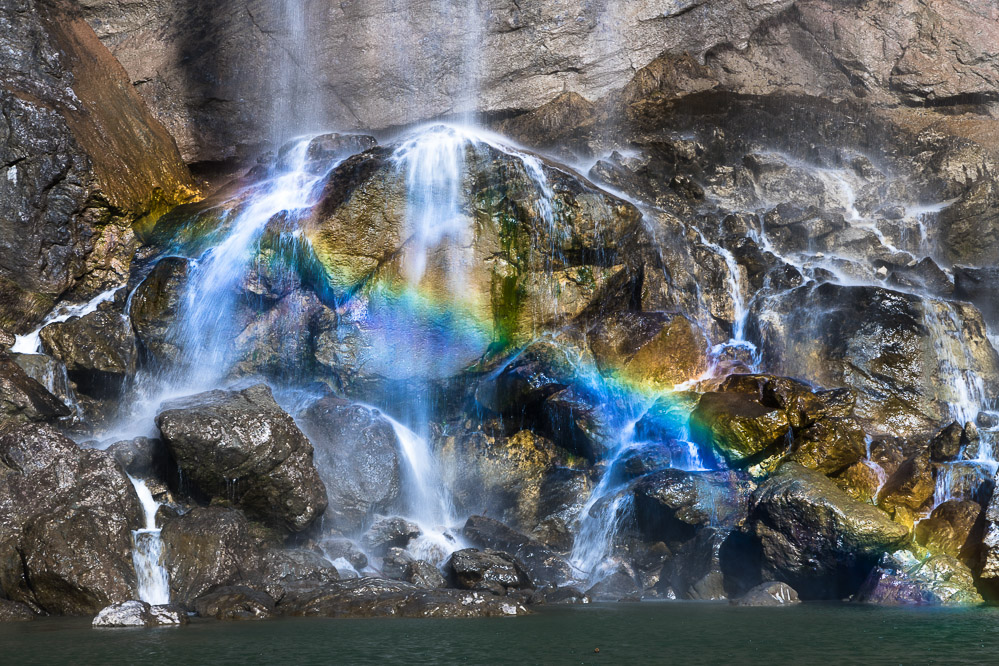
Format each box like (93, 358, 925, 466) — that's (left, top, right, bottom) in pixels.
(11, 288, 119, 355)
(127, 475, 170, 605)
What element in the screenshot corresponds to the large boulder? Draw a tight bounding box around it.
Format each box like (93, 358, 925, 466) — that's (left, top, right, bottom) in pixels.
(92, 600, 186, 627)
(155, 384, 327, 533)
(128, 256, 189, 364)
(0, 0, 192, 331)
(914, 500, 982, 562)
(256, 548, 340, 603)
(193, 586, 275, 621)
(446, 549, 532, 595)
(159, 507, 258, 604)
(747, 463, 909, 599)
(296, 397, 402, 534)
(0, 422, 142, 615)
(731, 581, 800, 607)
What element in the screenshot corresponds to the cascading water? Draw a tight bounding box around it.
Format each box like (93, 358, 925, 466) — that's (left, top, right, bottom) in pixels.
(127, 476, 171, 605)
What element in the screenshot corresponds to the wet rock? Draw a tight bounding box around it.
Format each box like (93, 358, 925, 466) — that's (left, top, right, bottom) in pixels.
(474, 340, 576, 414)
(664, 528, 730, 601)
(0, 423, 142, 615)
(914, 500, 982, 561)
(462, 515, 571, 588)
(447, 549, 532, 595)
(277, 577, 527, 618)
(719, 374, 828, 431)
(438, 426, 579, 534)
(0, 353, 71, 423)
(403, 560, 446, 590)
(832, 461, 885, 504)
(690, 392, 791, 467)
(529, 585, 590, 605)
(586, 569, 641, 602)
(156, 384, 327, 533)
(318, 538, 368, 572)
(303, 134, 377, 172)
(633, 470, 752, 546)
(0, 599, 36, 622)
(542, 386, 616, 461)
(128, 257, 189, 364)
(160, 507, 257, 604)
(931, 422, 964, 462)
(856, 551, 983, 606)
(107, 437, 168, 480)
(789, 418, 867, 476)
(954, 265, 999, 326)
(257, 549, 340, 603)
(39, 300, 136, 397)
(633, 391, 702, 442)
(193, 586, 274, 620)
(748, 463, 909, 599)
(0, 330, 14, 350)
(361, 517, 421, 556)
(757, 283, 999, 438)
(877, 451, 935, 518)
(933, 462, 994, 505)
(297, 398, 401, 534)
(588, 311, 708, 391)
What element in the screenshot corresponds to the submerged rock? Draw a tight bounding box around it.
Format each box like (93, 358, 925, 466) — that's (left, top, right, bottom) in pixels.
(297, 397, 402, 534)
(156, 384, 327, 533)
(747, 464, 909, 599)
(0, 599, 36, 622)
(731, 581, 800, 607)
(0, 423, 142, 615)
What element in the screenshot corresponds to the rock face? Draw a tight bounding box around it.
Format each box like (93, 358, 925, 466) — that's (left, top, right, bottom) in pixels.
(690, 392, 790, 467)
(296, 398, 402, 534)
(747, 464, 909, 599)
(156, 384, 327, 533)
(78, 0, 796, 162)
(0, 422, 142, 615)
(0, 0, 192, 331)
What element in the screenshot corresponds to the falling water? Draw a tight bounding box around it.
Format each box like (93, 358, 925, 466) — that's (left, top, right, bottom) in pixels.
(10, 288, 119, 355)
(127, 476, 170, 605)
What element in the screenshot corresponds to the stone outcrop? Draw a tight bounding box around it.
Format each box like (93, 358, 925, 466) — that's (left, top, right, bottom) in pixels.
(1, 0, 193, 331)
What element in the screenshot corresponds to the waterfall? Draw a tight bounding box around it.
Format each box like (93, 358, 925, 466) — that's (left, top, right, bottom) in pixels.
(127, 476, 170, 605)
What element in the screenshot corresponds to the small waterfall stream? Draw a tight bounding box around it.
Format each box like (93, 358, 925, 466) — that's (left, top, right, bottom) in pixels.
(127, 476, 171, 605)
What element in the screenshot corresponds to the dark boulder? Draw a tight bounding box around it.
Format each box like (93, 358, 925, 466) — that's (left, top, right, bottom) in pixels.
(0, 422, 142, 615)
(747, 463, 909, 599)
(930, 422, 965, 462)
(632, 469, 752, 546)
(0, 599, 36, 622)
(462, 515, 571, 588)
(106, 436, 169, 480)
(193, 586, 275, 620)
(297, 397, 401, 534)
(156, 384, 327, 533)
(586, 569, 641, 602)
(877, 450, 935, 520)
(128, 257, 189, 364)
(446, 549, 532, 595)
(160, 507, 258, 604)
(474, 340, 576, 414)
